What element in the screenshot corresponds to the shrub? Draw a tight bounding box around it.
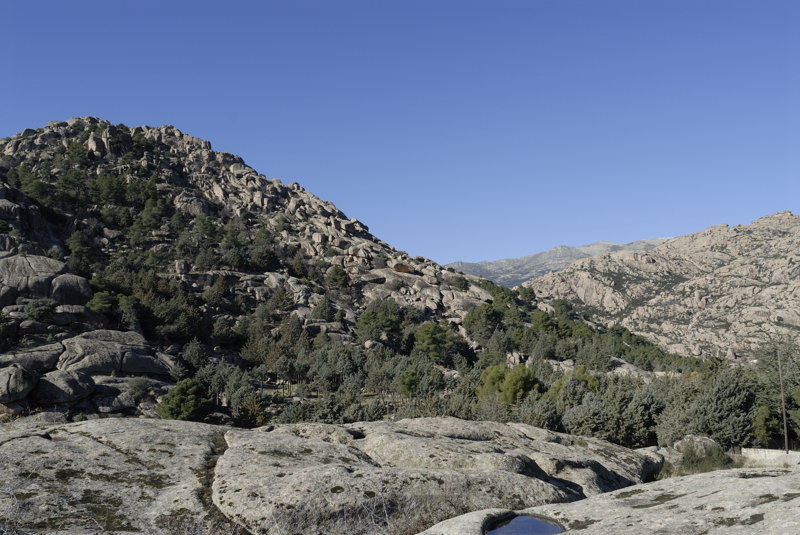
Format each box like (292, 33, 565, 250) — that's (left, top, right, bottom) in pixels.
(86, 291, 118, 315)
(450, 275, 469, 291)
(127, 377, 151, 403)
(182, 338, 210, 369)
(326, 265, 349, 289)
(156, 379, 213, 421)
(24, 299, 57, 322)
(680, 441, 729, 474)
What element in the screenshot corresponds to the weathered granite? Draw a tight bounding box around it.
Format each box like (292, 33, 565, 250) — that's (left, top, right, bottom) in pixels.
(525, 466, 800, 534)
(0, 363, 37, 403)
(30, 370, 95, 404)
(57, 330, 168, 375)
(0, 418, 228, 534)
(0, 255, 66, 306)
(421, 467, 800, 535)
(525, 212, 800, 357)
(0, 417, 661, 535)
(0, 342, 63, 372)
(213, 418, 659, 535)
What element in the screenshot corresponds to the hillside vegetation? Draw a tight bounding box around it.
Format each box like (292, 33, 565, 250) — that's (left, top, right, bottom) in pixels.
(1, 118, 799, 454)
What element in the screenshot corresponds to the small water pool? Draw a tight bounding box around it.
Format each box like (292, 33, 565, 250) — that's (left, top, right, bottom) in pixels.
(485, 515, 564, 535)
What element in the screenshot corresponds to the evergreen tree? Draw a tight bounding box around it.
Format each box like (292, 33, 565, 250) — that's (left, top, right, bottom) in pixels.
(156, 379, 213, 421)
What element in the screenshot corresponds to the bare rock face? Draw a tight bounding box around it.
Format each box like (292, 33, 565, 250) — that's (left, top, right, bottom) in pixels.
(348, 418, 660, 496)
(0, 418, 226, 534)
(30, 370, 95, 403)
(524, 212, 800, 358)
(523, 466, 800, 535)
(57, 330, 168, 375)
(0, 342, 63, 371)
(49, 273, 93, 305)
(421, 467, 800, 535)
(213, 418, 659, 535)
(0, 417, 660, 535)
(0, 363, 37, 403)
(0, 183, 61, 256)
(0, 255, 66, 306)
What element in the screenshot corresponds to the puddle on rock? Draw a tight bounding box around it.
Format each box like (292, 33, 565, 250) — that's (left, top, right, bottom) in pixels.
(485, 515, 564, 535)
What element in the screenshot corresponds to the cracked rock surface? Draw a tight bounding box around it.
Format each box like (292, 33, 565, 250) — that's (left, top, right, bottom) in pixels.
(0, 416, 658, 534)
(213, 417, 658, 535)
(0, 418, 224, 534)
(420, 466, 800, 535)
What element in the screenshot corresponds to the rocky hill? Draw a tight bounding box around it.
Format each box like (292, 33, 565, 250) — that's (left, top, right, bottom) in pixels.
(0, 117, 486, 319)
(448, 239, 666, 288)
(523, 213, 800, 358)
(0, 117, 500, 416)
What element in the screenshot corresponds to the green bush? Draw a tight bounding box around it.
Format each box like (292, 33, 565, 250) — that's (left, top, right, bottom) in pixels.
(24, 298, 57, 322)
(86, 291, 118, 315)
(156, 379, 213, 421)
(326, 265, 349, 289)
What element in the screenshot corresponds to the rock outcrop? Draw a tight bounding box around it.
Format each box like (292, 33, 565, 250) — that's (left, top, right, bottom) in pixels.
(215, 417, 659, 534)
(30, 370, 95, 404)
(0, 416, 658, 535)
(421, 466, 800, 535)
(0, 117, 505, 411)
(449, 239, 667, 288)
(0, 330, 166, 412)
(0, 417, 226, 534)
(0, 343, 63, 372)
(0, 117, 498, 341)
(0, 363, 36, 403)
(58, 330, 168, 375)
(524, 213, 800, 357)
(0, 255, 72, 306)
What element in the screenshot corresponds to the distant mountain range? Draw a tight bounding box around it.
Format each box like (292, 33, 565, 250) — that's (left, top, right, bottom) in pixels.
(524, 212, 800, 358)
(448, 239, 668, 287)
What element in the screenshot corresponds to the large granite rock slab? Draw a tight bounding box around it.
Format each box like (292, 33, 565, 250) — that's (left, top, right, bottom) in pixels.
(0, 255, 66, 306)
(57, 330, 168, 375)
(421, 466, 800, 535)
(0, 342, 63, 372)
(49, 273, 92, 305)
(0, 363, 37, 403)
(30, 370, 95, 403)
(213, 418, 659, 535)
(525, 466, 800, 534)
(0, 417, 662, 535)
(0, 418, 228, 534)
(350, 418, 661, 497)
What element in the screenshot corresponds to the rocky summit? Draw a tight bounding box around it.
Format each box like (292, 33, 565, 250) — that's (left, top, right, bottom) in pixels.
(524, 212, 800, 358)
(0, 117, 497, 414)
(448, 239, 666, 288)
(0, 416, 658, 534)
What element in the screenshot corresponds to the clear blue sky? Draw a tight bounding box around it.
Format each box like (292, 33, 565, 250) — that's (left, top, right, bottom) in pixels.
(3, 1, 798, 264)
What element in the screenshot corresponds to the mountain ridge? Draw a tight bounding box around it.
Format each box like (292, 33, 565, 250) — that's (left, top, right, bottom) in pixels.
(524, 212, 800, 358)
(448, 238, 668, 287)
